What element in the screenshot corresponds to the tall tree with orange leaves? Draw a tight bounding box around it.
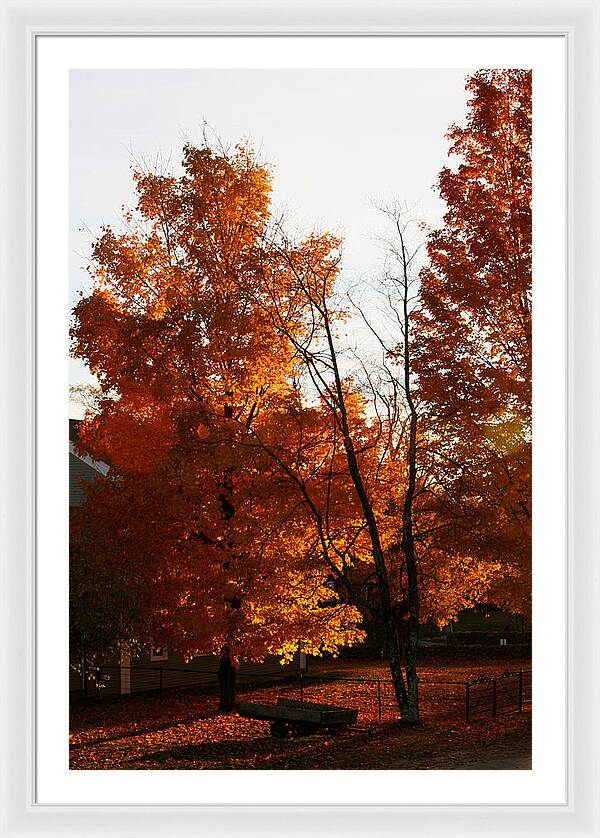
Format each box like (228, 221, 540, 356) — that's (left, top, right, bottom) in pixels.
(70, 143, 365, 696)
(71, 70, 533, 721)
(70, 141, 474, 724)
(414, 69, 532, 613)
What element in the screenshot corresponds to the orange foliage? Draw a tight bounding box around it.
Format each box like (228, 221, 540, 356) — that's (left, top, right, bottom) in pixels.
(71, 70, 533, 672)
(71, 143, 365, 663)
(414, 70, 532, 614)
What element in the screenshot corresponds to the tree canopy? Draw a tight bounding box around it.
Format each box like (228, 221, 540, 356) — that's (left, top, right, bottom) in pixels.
(414, 69, 532, 613)
(70, 70, 532, 716)
(71, 144, 365, 662)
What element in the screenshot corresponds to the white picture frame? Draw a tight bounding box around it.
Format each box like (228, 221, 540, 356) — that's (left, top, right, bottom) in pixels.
(1, 0, 599, 836)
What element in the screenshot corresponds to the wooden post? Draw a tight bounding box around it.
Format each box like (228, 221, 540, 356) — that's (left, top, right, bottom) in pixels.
(465, 681, 470, 723)
(377, 678, 382, 721)
(159, 665, 163, 699)
(492, 678, 497, 717)
(82, 651, 88, 700)
(218, 649, 237, 711)
(518, 670, 523, 712)
(300, 671, 304, 703)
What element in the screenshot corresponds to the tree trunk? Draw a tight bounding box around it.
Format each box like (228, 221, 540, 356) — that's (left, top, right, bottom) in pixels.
(383, 608, 412, 719)
(218, 656, 237, 711)
(82, 647, 88, 700)
(400, 230, 420, 723)
(401, 413, 420, 722)
(320, 305, 416, 721)
(332, 386, 412, 719)
(405, 626, 419, 722)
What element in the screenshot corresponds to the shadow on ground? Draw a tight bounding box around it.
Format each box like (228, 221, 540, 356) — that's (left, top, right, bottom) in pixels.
(124, 716, 532, 771)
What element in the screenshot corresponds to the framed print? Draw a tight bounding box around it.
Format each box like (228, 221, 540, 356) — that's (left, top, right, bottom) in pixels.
(1, 1, 599, 836)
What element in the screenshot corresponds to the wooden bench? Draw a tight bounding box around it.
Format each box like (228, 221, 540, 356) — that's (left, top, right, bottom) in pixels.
(238, 698, 358, 738)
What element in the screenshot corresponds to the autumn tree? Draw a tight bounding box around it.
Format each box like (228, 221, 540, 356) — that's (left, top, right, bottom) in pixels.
(242, 215, 440, 722)
(414, 69, 532, 614)
(71, 68, 532, 723)
(70, 143, 365, 701)
(251, 207, 503, 723)
(258, 70, 533, 718)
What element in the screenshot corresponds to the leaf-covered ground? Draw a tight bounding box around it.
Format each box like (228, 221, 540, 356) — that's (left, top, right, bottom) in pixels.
(70, 653, 531, 770)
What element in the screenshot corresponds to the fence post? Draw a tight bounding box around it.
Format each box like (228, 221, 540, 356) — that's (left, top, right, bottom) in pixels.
(465, 681, 470, 723)
(377, 677, 382, 722)
(300, 671, 304, 703)
(492, 678, 497, 717)
(159, 665, 163, 699)
(518, 670, 523, 712)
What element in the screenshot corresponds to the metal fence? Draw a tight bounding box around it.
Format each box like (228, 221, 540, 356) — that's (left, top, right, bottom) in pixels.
(465, 669, 532, 722)
(288, 671, 531, 724)
(76, 663, 531, 725)
(77, 662, 294, 699)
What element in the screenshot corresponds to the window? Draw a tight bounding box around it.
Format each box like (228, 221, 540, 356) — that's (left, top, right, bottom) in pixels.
(150, 644, 168, 661)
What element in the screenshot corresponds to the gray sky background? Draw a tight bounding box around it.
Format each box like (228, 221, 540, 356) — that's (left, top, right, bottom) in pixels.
(69, 68, 473, 414)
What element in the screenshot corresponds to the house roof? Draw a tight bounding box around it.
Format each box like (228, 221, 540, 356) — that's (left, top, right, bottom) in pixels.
(69, 418, 81, 443)
(69, 420, 110, 507)
(69, 451, 100, 507)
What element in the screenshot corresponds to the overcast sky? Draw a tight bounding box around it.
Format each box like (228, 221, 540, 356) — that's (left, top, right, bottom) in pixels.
(69, 68, 473, 412)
